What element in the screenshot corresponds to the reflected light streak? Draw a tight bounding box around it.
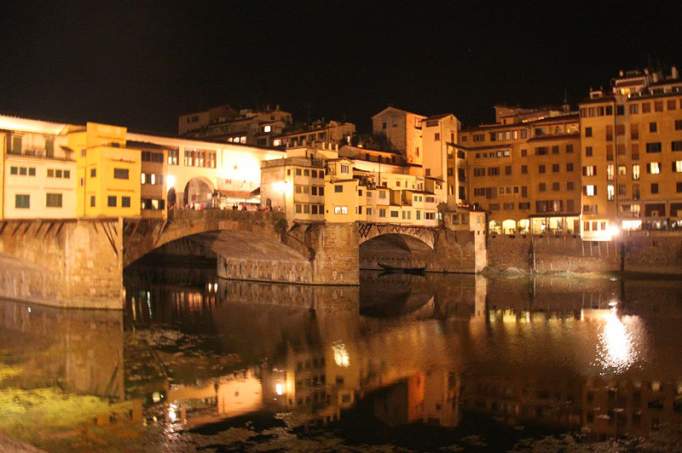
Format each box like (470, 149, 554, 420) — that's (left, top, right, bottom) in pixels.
(596, 307, 640, 374)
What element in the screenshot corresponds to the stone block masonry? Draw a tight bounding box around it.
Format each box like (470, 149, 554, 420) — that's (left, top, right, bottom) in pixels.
(0, 219, 123, 309)
(486, 232, 682, 276)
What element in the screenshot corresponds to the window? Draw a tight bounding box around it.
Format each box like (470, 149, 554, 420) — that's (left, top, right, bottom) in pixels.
(434, 132, 440, 141)
(668, 99, 677, 110)
(390, 210, 399, 218)
(334, 206, 348, 215)
(379, 208, 386, 217)
(649, 122, 657, 133)
(114, 168, 129, 179)
(122, 196, 131, 208)
(647, 162, 661, 174)
(340, 164, 349, 173)
(28, 168, 35, 176)
(538, 183, 546, 192)
(607, 184, 615, 201)
(552, 164, 560, 173)
(10, 166, 17, 175)
(566, 163, 574, 172)
(521, 165, 528, 174)
(676, 120, 682, 130)
(584, 127, 592, 137)
(539, 165, 546, 174)
(263, 125, 271, 133)
(585, 146, 593, 157)
(629, 103, 639, 114)
(566, 144, 574, 153)
(505, 165, 512, 175)
(552, 145, 559, 154)
(583, 165, 597, 176)
(646, 142, 661, 153)
(46, 193, 62, 208)
(334, 185, 343, 193)
(607, 164, 614, 180)
(618, 165, 627, 176)
(107, 196, 117, 207)
(672, 141, 682, 151)
(678, 182, 682, 193)
(642, 102, 651, 113)
(552, 182, 560, 191)
(632, 164, 640, 180)
(521, 149, 527, 157)
(90, 196, 96, 207)
(654, 101, 664, 112)
(168, 149, 179, 165)
(15, 194, 30, 209)
(675, 161, 682, 173)
(584, 185, 597, 196)
(651, 183, 659, 194)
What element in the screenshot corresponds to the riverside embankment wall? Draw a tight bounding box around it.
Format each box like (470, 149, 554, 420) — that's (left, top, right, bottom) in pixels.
(486, 232, 682, 275)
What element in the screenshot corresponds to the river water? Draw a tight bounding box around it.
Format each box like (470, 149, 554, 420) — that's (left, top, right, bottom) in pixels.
(1, 265, 682, 452)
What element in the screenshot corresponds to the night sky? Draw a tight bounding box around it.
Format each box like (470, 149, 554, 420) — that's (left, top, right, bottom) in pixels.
(1, 1, 681, 134)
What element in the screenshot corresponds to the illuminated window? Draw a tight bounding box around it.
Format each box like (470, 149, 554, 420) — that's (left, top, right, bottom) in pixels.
(607, 184, 615, 201)
(647, 162, 661, 174)
(263, 125, 272, 133)
(607, 164, 614, 180)
(583, 165, 597, 176)
(618, 165, 627, 176)
(675, 161, 682, 173)
(334, 206, 348, 215)
(584, 185, 597, 196)
(632, 164, 640, 180)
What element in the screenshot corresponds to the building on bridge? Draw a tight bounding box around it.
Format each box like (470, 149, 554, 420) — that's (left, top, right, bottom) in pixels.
(271, 120, 356, 149)
(260, 144, 449, 227)
(0, 114, 285, 221)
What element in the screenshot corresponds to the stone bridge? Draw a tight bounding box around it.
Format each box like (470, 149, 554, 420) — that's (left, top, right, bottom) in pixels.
(0, 210, 484, 310)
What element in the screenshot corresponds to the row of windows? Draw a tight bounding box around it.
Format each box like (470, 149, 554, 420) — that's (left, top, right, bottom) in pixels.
(295, 184, 324, 196)
(141, 151, 164, 163)
(534, 144, 575, 155)
(89, 195, 132, 208)
(89, 168, 130, 179)
(487, 200, 576, 212)
(47, 168, 70, 178)
(295, 203, 325, 215)
(582, 182, 682, 197)
(142, 198, 166, 210)
(584, 141, 682, 159)
(288, 167, 326, 178)
(581, 98, 682, 118)
(141, 173, 163, 185)
(184, 150, 217, 168)
(9, 166, 36, 176)
(14, 193, 64, 209)
(474, 163, 576, 176)
(538, 182, 576, 192)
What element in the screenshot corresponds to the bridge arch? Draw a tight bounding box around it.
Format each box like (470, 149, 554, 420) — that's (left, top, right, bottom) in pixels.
(183, 176, 214, 208)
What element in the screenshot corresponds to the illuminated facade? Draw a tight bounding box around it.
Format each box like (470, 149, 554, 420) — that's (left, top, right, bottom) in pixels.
(273, 120, 356, 148)
(579, 66, 682, 238)
(260, 144, 447, 227)
(178, 104, 293, 147)
(460, 107, 581, 234)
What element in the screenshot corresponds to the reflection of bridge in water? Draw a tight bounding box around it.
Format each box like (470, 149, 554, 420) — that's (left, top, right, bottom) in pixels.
(2, 274, 682, 442)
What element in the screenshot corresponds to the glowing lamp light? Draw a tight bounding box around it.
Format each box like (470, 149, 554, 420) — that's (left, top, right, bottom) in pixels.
(272, 181, 290, 194)
(607, 225, 620, 239)
(167, 174, 176, 189)
(275, 383, 285, 396)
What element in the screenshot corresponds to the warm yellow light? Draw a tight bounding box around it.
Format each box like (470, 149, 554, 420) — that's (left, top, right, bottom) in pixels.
(332, 342, 350, 368)
(167, 174, 176, 189)
(275, 383, 285, 396)
(272, 181, 290, 194)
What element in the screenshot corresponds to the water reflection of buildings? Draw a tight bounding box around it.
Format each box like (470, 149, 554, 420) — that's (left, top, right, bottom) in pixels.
(119, 273, 682, 441)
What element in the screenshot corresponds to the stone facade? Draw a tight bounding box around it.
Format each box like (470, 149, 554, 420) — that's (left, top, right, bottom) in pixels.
(0, 219, 122, 309)
(486, 232, 682, 275)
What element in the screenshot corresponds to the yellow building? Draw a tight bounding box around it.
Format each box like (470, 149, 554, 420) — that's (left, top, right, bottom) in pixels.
(0, 115, 77, 220)
(461, 107, 581, 234)
(69, 122, 141, 218)
(579, 66, 682, 239)
(260, 144, 446, 227)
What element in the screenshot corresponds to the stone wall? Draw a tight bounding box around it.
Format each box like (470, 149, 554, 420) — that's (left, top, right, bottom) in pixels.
(486, 232, 682, 276)
(0, 219, 123, 309)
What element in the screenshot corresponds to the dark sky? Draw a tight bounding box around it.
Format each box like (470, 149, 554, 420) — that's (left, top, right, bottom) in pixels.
(1, 1, 681, 134)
